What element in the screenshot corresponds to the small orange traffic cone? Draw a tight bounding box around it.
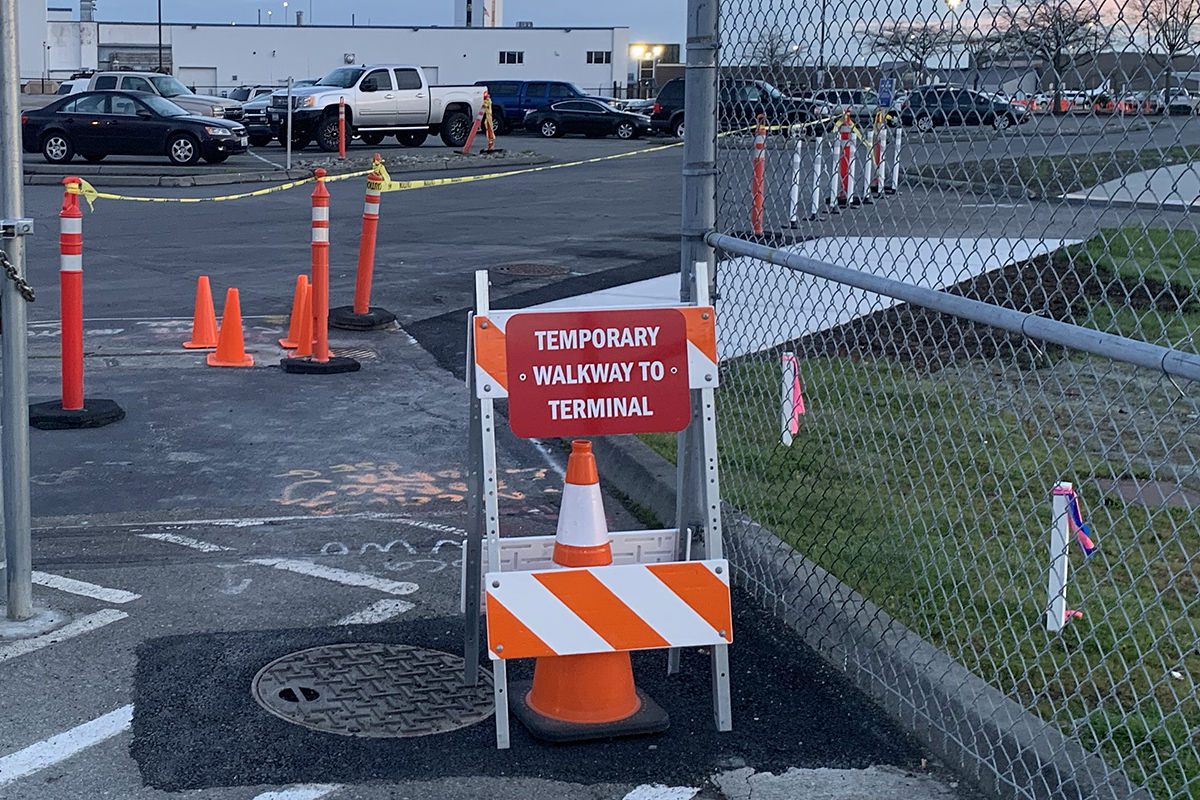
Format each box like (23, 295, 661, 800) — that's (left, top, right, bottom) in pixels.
(293, 285, 314, 358)
(511, 440, 669, 742)
(183, 275, 218, 349)
(279, 274, 309, 348)
(206, 288, 254, 367)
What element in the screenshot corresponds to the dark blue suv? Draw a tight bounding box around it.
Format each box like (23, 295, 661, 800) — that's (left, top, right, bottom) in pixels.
(900, 86, 1030, 132)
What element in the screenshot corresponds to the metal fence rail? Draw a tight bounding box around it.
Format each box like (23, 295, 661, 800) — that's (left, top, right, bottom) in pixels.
(688, 0, 1200, 798)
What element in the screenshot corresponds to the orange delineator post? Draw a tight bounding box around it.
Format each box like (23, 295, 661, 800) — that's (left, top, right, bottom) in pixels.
(338, 97, 346, 160)
(352, 159, 382, 315)
(311, 168, 332, 363)
(837, 109, 852, 206)
(461, 91, 491, 154)
(59, 177, 84, 410)
(750, 113, 767, 235)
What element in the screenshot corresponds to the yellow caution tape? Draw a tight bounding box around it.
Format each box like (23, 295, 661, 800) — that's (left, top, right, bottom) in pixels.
(65, 168, 376, 207)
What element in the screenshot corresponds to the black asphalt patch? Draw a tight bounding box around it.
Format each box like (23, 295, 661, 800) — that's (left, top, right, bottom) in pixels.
(131, 592, 923, 790)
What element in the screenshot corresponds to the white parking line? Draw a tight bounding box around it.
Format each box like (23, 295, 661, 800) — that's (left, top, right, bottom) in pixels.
(335, 598, 415, 625)
(622, 786, 699, 800)
(137, 533, 233, 553)
(0, 704, 132, 787)
(30, 571, 141, 604)
(0, 609, 129, 664)
(251, 785, 342, 800)
(246, 558, 418, 596)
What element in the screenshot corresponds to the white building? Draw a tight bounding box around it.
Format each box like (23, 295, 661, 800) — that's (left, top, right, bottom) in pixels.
(23, 0, 629, 97)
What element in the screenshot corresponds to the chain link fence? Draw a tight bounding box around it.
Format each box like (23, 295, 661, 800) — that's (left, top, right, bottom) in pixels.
(697, 0, 1200, 797)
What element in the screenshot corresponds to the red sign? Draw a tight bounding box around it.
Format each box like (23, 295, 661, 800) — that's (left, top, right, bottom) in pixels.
(504, 308, 691, 437)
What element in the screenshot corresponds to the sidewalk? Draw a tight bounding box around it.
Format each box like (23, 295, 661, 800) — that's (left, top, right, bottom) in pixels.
(1064, 161, 1200, 210)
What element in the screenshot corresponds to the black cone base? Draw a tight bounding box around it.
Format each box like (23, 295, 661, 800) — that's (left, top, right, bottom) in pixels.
(509, 680, 670, 743)
(328, 306, 396, 331)
(29, 398, 125, 430)
(280, 356, 361, 374)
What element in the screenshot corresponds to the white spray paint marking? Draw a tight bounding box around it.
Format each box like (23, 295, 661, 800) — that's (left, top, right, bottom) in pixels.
(246, 558, 418, 596)
(137, 533, 233, 553)
(530, 438, 568, 481)
(251, 785, 342, 800)
(0, 609, 129, 664)
(335, 598, 415, 625)
(40, 511, 464, 535)
(246, 148, 286, 170)
(622, 786, 699, 800)
(30, 571, 140, 604)
(0, 704, 133, 788)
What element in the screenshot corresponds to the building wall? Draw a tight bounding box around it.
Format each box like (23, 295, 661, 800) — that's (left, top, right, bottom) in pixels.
(44, 22, 629, 94)
(19, 0, 45, 80)
(454, 0, 504, 28)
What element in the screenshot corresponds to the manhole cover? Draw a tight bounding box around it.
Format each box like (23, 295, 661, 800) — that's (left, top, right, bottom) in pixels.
(492, 263, 569, 276)
(251, 643, 493, 738)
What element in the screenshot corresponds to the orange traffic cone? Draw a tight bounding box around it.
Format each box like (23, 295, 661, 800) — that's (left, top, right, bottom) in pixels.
(206, 288, 254, 367)
(293, 285, 314, 358)
(279, 274, 309, 348)
(511, 440, 669, 742)
(183, 275, 218, 349)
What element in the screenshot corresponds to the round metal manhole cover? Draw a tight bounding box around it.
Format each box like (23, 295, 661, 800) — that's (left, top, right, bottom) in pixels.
(492, 263, 569, 276)
(251, 643, 493, 738)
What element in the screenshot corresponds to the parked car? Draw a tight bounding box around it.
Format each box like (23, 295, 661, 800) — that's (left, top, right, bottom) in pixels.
(22, 90, 248, 165)
(243, 79, 317, 146)
(900, 86, 1030, 131)
(1158, 88, 1198, 115)
(1116, 92, 1162, 115)
(86, 71, 243, 120)
(649, 76, 830, 139)
(268, 65, 484, 150)
(228, 85, 276, 102)
(475, 80, 618, 134)
(523, 98, 652, 139)
(809, 88, 894, 125)
(54, 78, 89, 95)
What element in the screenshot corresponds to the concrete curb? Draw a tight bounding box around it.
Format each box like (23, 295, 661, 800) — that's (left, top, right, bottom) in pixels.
(592, 433, 1150, 800)
(23, 153, 551, 188)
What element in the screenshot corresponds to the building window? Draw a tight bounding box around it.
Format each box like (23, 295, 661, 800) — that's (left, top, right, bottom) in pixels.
(499, 51, 524, 65)
(587, 51, 612, 65)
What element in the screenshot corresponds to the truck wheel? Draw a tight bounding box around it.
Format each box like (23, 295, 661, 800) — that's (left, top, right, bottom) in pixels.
(248, 134, 272, 147)
(440, 111, 472, 147)
(490, 113, 509, 135)
(360, 132, 385, 146)
(397, 131, 428, 147)
(315, 113, 343, 152)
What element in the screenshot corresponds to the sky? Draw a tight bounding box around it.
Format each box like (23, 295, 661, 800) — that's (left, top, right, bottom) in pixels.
(90, 0, 690, 43)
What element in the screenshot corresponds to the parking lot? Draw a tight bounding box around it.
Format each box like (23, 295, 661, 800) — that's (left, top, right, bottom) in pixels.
(3, 96, 1196, 799)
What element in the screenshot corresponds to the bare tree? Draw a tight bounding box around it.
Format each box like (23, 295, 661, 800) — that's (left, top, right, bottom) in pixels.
(870, 21, 954, 84)
(996, 1, 1106, 114)
(1140, 0, 1200, 97)
(748, 28, 806, 88)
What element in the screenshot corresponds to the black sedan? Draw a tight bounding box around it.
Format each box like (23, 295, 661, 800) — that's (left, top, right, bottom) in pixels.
(22, 90, 248, 166)
(523, 99, 652, 140)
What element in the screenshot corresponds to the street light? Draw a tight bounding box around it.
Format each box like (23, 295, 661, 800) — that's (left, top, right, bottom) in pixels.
(157, 0, 163, 71)
(267, 9, 273, 24)
(283, 1, 289, 24)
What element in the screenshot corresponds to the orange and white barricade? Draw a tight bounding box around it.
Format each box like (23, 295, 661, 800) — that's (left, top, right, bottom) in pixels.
(464, 261, 731, 749)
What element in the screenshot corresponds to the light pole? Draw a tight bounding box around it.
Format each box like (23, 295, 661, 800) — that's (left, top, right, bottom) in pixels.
(267, 9, 273, 24)
(817, 0, 827, 88)
(157, 0, 163, 71)
(283, 1, 288, 24)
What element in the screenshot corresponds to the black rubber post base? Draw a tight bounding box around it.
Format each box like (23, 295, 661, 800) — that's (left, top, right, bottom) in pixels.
(280, 356, 361, 375)
(480, 148, 506, 155)
(29, 398, 125, 430)
(328, 306, 397, 331)
(509, 680, 670, 743)
(883, 187, 898, 195)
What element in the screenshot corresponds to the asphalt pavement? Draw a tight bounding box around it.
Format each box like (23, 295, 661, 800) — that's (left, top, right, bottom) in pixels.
(0, 130, 1004, 799)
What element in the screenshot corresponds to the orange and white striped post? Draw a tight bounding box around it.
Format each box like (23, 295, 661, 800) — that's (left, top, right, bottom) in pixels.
(750, 113, 767, 234)
(59, 178, 84, 411)
(282, 169, 361, 374)
(461, 91, 491, 154)
(330, 156, 398, 331)
(837, 109, 852, 206)
(29, 178, 125, 429)
(872, 111, 887, 196)
(311, 169, 331, 362)
(338, 97, 347, 160)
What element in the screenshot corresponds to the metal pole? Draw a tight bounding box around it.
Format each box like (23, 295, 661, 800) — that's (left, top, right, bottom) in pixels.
(286, 77, 293, 171)
(1, 0, 35, 621)
(157, 0, 163, 71)
(680, 0, 718, 304)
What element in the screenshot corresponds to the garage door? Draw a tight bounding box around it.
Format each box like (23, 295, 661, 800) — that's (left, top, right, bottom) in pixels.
(178, 67, 219, 95)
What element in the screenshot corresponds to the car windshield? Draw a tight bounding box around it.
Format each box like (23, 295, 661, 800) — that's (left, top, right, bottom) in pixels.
(141, 95, 189, 116)
(149, 75, 192, 98)
(318, 68, 364, 88)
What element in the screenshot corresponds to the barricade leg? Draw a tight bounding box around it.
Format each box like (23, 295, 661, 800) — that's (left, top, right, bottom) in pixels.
(330, 157, 398, 331)
(29, 177, 124, 430)
(1047, 482, 1073, 631)
(282, 169, 361, 375)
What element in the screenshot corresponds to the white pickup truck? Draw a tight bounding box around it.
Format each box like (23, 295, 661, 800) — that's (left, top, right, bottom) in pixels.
(267, 64, 485, 150)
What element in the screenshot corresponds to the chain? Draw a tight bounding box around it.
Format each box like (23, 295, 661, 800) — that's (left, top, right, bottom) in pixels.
(0, 247, 35, 302)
